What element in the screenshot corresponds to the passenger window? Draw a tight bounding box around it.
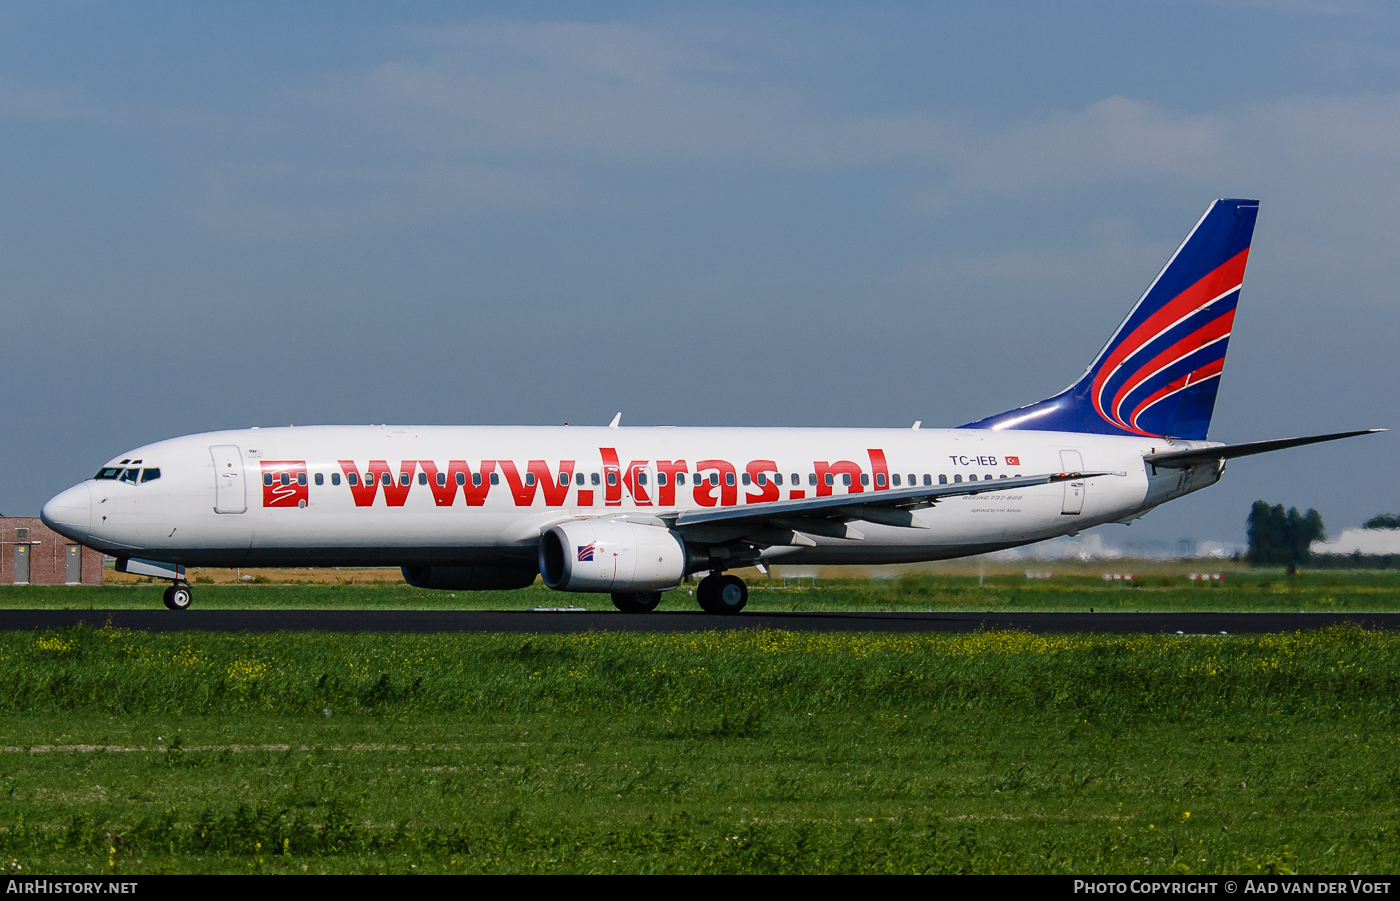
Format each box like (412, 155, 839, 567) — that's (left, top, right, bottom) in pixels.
(908, 474, 916, 485)
(775, 474, 784, 486)
(741, 473, 751, 486)
(490, 473, 499, 485)
(399, 472, 410, 486)
(297, 472, 307, 486)
(348, 473, 359, 486)
(792, 473, 800, 485)
(893, 474, 901, 486)
(954, 474, 962, 483)
(710, 473, 719, 486)
(280, 473, 290, 486)
(379, 473, 390, 487)
(456, 472, 465, 486)
(725, 472, 735, 487)
(263, 473, 274, 486)
(559, 472, 569, 487)
(859, 473, 869, 486)
(418, 472, 428, 486)
(576, 472, 585, 486)
(332, 473, 341, 486)
(939, 474, 948, 485)
(875, 473, 885, 487)
(591, 473, 600, 486)
(437, 472, 447, 486)
(607, 472, 617, 487)
(141, 468, 161, 483)
(120, 469, 139, 484)
(525, 472, 536, 487)
(473, 473, 482, 487)
(756, 473, 766, 486)
(677, 473, 686, 485)
(923, 474, 932, 486)
(999, 474, 1008, 479)
(824, 473, 834, 486)
(657, 472, 667, 486)
(809, 473, 818, 486)
(842, 473, 852, 486)
(314, 473, 324, 486)
(969, 474, 977, 482)
(637, 472, 647, 486)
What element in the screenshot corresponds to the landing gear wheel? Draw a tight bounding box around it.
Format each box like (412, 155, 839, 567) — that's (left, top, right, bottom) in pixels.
(611, 591, 663, 613)
(162, 583, 192, 611)
(696, 574, 747, 615)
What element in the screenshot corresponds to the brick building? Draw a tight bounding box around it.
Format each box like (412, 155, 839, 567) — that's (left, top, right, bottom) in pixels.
(0, 517, 104, 585)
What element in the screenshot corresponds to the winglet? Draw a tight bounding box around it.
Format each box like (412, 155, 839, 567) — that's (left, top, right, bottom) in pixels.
(608, 412, 621, 429)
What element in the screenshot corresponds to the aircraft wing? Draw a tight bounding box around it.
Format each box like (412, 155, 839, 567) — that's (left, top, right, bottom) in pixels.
(669, 471, 1110, 541)
(1142, 429, 1383, 469)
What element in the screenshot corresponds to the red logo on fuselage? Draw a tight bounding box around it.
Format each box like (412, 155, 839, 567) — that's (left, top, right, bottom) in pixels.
(260, 461, 309, 507)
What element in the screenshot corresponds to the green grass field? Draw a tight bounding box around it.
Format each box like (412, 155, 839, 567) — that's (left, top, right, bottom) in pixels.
(4, 566, 1400, 612)
(0, 622, 1398, 873)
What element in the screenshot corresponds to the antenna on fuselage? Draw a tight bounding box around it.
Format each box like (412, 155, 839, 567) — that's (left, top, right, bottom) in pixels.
(912, 421, 921, 429)
(608, 412, 621, 429)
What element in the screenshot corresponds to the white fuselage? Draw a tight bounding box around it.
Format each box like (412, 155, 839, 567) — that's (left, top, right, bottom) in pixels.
(40, 425, 1220, 573)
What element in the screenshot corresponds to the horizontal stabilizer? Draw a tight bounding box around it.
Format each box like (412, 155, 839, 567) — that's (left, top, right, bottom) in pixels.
(1143, 429, 1383, 469)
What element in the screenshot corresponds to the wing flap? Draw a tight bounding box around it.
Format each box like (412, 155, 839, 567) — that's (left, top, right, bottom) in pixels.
(672, 471, 1109, 535)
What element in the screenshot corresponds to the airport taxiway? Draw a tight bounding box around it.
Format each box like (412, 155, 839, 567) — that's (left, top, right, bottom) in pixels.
(0, 609, 1394, 634)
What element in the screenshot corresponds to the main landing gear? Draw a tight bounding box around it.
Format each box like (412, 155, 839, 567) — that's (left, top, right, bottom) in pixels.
(162, 582, 193, 611)
(696, 573, 748, 615)
(607, 574, 750, 615)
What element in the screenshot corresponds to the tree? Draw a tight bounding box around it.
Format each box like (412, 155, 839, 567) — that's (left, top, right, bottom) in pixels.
(1364, 513, 1400, 530)
(1246, 501, 1325, 573)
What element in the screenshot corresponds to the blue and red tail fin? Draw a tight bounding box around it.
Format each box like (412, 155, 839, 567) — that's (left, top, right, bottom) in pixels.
(961, 198, 1258, 440)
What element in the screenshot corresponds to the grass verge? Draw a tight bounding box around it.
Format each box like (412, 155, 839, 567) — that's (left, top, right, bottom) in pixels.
(0, 625, 1395, 873)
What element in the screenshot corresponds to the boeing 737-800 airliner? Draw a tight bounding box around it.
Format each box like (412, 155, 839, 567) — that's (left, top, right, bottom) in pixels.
(40, 199, 1379, 612)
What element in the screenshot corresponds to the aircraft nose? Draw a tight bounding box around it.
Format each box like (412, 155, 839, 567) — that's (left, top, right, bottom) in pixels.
(41, 483, 92, 541)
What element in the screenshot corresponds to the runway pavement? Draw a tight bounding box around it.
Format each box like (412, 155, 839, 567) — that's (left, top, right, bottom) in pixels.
(0, 609, 1396, 634)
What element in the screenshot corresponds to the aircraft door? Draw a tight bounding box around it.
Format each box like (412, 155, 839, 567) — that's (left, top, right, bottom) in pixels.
(210, 445, 247, 514)
(1059, 449, 1085, 515)
(625, 462, 656, 507)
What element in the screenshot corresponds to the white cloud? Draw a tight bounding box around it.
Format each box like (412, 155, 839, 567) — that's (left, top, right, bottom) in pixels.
(8, 17, 1400, 247)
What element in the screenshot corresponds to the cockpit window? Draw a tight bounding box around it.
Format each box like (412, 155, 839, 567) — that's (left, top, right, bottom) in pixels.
(140, 468, 161, 483)
(95, 468, 122, 480)
(119, 468, 139, 484)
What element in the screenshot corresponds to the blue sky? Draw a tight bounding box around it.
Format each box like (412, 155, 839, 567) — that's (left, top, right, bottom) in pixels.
(3, 1, 1399, 547)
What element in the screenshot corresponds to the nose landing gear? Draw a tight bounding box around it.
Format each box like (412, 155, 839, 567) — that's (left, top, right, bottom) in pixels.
(696, 573, 748, 614)
(162, 582, 193, 611)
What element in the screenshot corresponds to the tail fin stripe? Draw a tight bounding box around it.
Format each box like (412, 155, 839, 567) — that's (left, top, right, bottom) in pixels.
(1090, 249, 1248, 429)
(1122, 336, 1230, 432)
(1108, 308, 1236, 430)
(1099, 293, 1239, 420)
(1130, 357, 1226, 433)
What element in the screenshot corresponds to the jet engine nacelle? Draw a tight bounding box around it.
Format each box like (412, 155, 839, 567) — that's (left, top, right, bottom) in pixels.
(539, 520, 686, 592)
(401, 565, 538, 591)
